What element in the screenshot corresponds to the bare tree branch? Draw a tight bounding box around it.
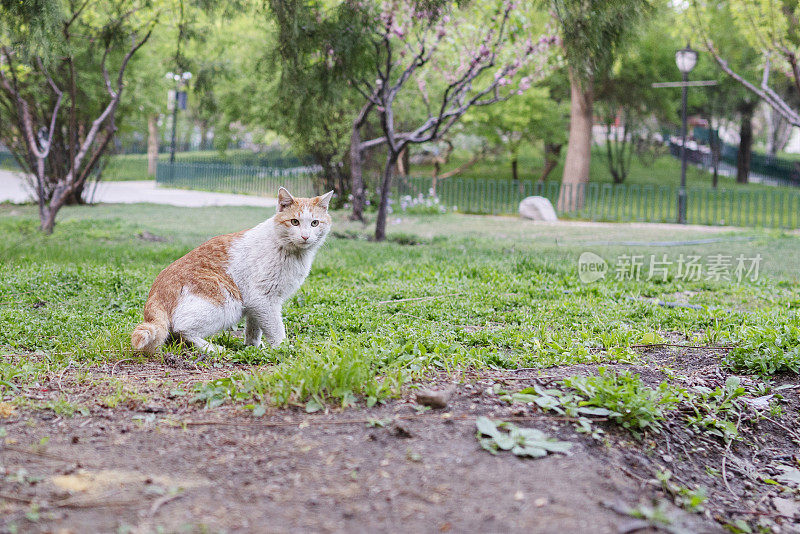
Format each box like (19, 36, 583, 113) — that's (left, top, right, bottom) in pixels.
(706, 41, 800, 127)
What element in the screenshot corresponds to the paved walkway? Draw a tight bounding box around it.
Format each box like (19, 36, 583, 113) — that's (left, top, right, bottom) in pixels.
(0, 170, 277, 208)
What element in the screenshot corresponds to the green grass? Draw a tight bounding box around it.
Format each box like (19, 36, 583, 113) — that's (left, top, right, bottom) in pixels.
(2, 203, 800, 409)
(562, 368, 681, 432)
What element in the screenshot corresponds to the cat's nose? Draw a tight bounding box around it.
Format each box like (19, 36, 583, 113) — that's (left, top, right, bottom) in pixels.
(301, 235, 309, 241)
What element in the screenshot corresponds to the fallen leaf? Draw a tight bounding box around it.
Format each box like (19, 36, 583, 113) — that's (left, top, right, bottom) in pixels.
(0, 402, 16, 418)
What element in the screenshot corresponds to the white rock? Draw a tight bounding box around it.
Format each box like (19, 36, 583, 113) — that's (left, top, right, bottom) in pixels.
(519, 196, 558, 221)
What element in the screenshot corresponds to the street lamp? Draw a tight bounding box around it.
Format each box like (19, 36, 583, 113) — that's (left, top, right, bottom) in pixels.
(165, 71, 192, 167)
(675, 44, 697, 224)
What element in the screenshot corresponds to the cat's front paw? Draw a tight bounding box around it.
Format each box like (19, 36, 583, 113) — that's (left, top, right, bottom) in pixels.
(268, 336, 285, 349)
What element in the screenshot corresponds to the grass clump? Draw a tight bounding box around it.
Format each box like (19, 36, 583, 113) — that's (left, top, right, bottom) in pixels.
(725, 322, 800, 375)
(193, 337, 407, 410)
(562, 368, 681, 433)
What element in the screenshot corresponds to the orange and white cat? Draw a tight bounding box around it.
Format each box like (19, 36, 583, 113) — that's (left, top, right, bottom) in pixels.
(131, 187, 333, 356)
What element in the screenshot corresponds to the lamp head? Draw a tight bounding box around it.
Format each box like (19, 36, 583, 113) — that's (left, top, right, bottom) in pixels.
(675, 43, 698, 74)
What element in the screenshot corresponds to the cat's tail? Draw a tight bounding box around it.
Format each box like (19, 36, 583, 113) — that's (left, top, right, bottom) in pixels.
(131, 307, 169, 355)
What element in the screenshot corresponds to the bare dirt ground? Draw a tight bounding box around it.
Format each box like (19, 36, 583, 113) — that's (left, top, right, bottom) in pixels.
(6, 345, 800, 533)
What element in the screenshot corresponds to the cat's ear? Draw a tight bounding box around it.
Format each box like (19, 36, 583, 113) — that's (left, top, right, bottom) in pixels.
(277, 187, 295, 212)
(316, 190, 334, 210)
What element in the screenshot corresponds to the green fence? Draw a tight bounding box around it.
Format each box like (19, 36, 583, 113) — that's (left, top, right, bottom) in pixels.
(693, 127, 800, 185)
(721, 144, 800, 185)
(151, 161, 800, 229)
(155, 161, 318, 197)
(395, 176, 800, 229)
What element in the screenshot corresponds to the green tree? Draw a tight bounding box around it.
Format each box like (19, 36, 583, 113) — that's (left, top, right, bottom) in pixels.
(594, 14, 679, 184)
(550, 0, 655, 209)
(693, 0, 800, 128)
(464, 86, 567, 181)
(690, 0, 763, 183)
(0, 0, 158, 232)
(347, 0, 554, 240)
(261, 0, 372, 201)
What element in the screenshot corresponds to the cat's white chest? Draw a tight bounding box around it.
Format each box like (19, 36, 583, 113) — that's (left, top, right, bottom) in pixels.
(229, 231, 313, 306)
(252, 253, 309, 300)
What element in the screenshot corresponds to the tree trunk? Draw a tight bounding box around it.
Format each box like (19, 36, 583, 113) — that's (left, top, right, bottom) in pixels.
(40, 186, 69, 234)
(540, 143, 562, 182)
(737, 102, 755, 184)
(711, 129, 719, 189)
(511, 157, 518, 181)
(374, 152, 398, 241)
(147, 114, 159, 177)
(766, 105, 791, 156)
(558, 70, 593, 211)
(319, 157, 336, 195)
(349, 124, 366, 222)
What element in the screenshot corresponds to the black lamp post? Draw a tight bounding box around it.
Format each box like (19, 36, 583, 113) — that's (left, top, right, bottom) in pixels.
(675, 44, 698, 224)
(166, 71, 192, 168)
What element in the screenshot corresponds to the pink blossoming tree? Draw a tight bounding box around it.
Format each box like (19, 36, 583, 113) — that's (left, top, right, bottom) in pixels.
(346, 0, 555, 240)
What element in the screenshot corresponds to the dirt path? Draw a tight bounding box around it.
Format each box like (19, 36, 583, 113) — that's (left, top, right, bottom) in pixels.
(0, 170, 276, 208)
(1, 368, 720, 533)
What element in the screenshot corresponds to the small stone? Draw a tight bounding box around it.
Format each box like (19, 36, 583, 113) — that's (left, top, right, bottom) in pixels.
(514, 490, 524, 501)
(519, 196, 558, 221)
(534, 497, 548, 507)
(0, 402, 17, 418)
(416, 386, 455, 409)
(773, 497, 800, 517)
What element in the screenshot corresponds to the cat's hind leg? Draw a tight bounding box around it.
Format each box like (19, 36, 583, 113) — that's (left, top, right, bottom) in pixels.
(172, 291, 242, 358)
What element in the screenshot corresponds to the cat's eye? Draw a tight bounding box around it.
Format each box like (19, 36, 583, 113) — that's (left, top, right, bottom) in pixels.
(290, 219, 300, 226)
(311, 220, 319, 227)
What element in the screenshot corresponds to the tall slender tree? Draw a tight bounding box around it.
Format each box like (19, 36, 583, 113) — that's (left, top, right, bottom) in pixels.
(550, 0, 654, 210)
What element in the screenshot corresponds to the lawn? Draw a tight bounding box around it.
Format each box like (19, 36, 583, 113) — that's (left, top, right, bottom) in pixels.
(2, 203, 800, 532)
